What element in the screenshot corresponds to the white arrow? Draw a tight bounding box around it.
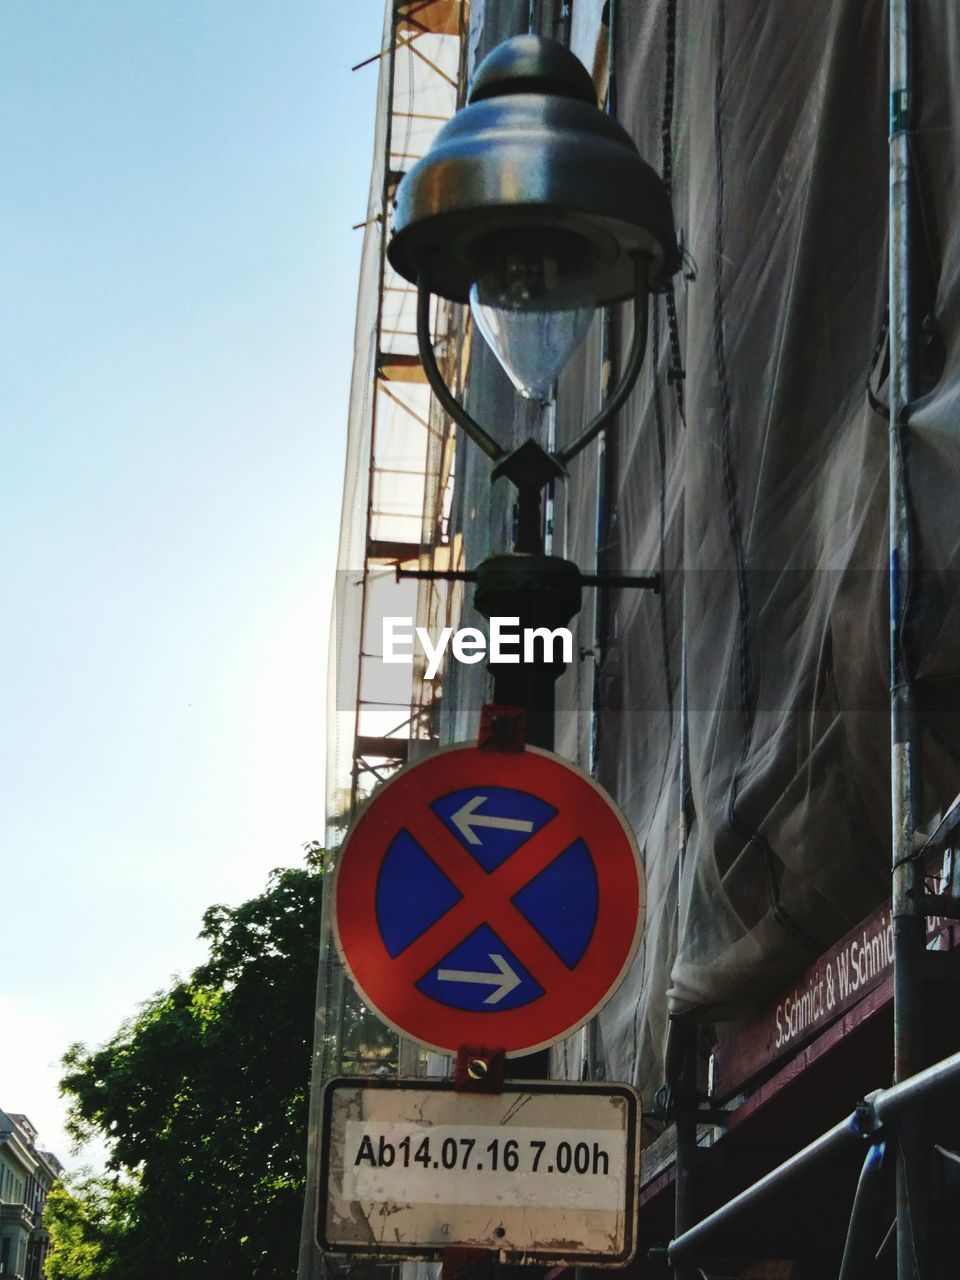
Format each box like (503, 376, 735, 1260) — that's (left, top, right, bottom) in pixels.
(451, 795, 535, 846)
(436, 953, 522, 1005)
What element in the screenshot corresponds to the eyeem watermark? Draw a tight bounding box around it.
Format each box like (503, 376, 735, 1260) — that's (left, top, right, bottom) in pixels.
(383, 617, 574, 680)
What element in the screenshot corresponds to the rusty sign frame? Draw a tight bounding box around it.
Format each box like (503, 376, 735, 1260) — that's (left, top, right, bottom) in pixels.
(317, 1076, 641, 1267)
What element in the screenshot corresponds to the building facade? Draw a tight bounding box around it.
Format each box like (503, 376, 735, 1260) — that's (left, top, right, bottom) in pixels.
(0, 1112, 61, 1280)
(306, 1, 960, 1276)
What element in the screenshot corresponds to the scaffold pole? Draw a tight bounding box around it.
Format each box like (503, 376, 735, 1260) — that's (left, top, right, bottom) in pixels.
(888, 0, 928, 1275)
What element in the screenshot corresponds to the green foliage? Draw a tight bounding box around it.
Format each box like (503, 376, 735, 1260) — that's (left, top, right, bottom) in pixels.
(59, 845, 326, 1280)
(43, 1173, 134, 1280)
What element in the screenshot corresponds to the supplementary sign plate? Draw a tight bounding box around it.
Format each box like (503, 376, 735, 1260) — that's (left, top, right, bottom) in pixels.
(333, 744, 644, 1055)
(318, 1077, 641, 1265)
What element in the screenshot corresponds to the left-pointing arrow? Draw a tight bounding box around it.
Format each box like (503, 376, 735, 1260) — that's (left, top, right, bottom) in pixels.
(436, 953, 522, 1005)
(450, 795, 535, 846)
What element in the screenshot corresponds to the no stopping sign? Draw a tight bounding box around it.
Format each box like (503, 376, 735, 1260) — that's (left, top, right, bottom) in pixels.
(333, 745, 644, 1056)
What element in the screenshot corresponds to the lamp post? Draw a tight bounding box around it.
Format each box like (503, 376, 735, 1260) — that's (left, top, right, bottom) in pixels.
(389, 34, 679, 542)
(388, 33, 679, 750)
(386, 31, 680, 1100)
(385, 38, 683, 1274)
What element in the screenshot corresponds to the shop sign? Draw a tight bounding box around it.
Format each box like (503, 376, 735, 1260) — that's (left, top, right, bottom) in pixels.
(713, 894, 953, 1098)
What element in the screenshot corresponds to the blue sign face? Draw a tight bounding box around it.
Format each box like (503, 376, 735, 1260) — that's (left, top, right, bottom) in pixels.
(374, 786, 600, 1014)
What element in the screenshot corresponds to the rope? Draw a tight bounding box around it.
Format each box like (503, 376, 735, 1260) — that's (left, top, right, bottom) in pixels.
(661, 0, 686, 424)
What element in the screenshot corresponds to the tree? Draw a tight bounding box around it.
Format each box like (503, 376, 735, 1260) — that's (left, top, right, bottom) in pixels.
(44, 1173, 134, 1280)
(58, 846, 327, 1280)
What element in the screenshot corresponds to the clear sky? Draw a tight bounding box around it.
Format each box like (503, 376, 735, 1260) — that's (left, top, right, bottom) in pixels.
(0, 0, 385, 1167)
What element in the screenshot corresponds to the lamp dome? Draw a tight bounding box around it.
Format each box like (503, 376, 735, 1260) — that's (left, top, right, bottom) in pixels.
(387, 35, 680, 306)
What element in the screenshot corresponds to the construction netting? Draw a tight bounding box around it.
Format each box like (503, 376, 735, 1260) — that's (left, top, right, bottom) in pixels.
(304, 0, 960, 1270)
(441, 0, 960, 1097)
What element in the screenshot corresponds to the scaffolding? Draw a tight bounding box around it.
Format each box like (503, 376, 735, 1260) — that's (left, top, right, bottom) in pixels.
(306, 1, 960, 1276)
(299, 11, 468, 1275)
(333, 0, 468, 826)
(319, 0, 470, 1069)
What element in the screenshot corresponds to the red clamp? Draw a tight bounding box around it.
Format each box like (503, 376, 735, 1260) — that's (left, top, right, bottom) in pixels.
(478, 705, 526, 753)
(454, 1046, 506, 1093)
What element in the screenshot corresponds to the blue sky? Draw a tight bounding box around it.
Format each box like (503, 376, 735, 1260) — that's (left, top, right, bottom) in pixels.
(0, 0, 385, 1165)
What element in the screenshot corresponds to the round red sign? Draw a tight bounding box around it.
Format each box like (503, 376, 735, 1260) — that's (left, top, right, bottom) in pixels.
(333, 744, 644, 1056)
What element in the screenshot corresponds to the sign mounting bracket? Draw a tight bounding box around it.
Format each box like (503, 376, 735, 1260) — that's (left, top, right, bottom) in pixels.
(455, 1045, 506, 1092)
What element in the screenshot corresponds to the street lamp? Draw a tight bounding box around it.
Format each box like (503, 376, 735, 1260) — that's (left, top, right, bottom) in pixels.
(387, 32, 680, 507)
(387, 33, 680, 748)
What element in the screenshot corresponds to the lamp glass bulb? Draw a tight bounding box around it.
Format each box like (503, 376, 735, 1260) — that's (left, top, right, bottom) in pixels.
(468, 238, 594, 401)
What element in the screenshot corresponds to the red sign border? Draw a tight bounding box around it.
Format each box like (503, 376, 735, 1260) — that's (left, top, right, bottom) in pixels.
(332, 744, 645, 1057)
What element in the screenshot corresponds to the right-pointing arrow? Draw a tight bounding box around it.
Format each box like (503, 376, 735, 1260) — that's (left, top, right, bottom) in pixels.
(450, 795, 535, 846)
(436, 953, 522, 1005)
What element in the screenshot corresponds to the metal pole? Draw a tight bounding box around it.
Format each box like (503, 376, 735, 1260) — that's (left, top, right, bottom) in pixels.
(838, 1142, 887, 1280)
(870, 1048, 960, 1127)
(667, 1111, 867, 1264)
(672, 622, 694, 1280)
(888, 1, 927, 1276)
(665, 1048, 960, 1267)
(672, 1026, 697, 1280)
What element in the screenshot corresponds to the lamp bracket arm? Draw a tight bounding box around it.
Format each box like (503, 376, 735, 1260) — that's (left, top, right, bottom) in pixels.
(556, 256, 650, 468)
(416, 273, 505, 462)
